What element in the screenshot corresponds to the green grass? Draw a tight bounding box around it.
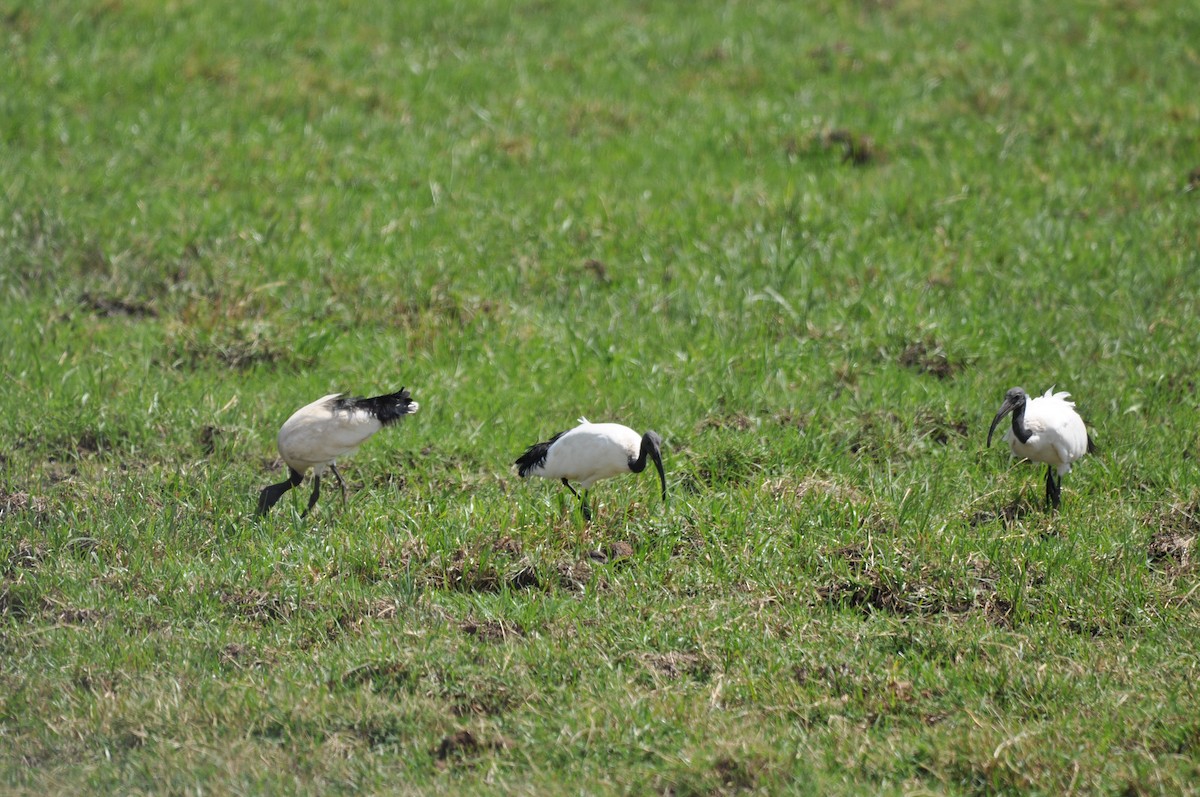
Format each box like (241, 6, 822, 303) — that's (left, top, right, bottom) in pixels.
(2, 0, 1200, 793)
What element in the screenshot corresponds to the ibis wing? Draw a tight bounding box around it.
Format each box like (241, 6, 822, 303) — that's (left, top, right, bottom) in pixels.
(279, 408, 383, 468)
(1023, 394, 1089, 472)
(1052, 417, 1090, 471)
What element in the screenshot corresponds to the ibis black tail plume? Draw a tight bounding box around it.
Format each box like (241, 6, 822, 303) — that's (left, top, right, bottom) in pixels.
(515, 430, 566, 477)
(335, 387, 418, 426)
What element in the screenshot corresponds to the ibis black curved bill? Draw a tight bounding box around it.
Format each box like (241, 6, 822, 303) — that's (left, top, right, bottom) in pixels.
(636, 430, 666, 502)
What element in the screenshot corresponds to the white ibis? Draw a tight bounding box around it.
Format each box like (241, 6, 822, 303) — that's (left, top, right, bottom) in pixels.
(987, 387, 1096, 510)
(256, 388, 419, 516)
(514, 418, 666, 520)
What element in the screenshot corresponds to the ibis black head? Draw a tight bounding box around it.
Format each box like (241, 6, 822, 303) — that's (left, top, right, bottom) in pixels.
(628, 430, 666, 502)
(987, 387, 1028, 447)
(256, 468, 304, 516)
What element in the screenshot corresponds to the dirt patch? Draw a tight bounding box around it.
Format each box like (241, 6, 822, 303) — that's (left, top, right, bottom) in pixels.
(771, 409, 810, 430)
(824, 128, 879, 166)
(916, 410, 969, 445)
(831, 542, 870, 569)
(968, 495, 1037, 527)
(493, 535, 524, 556)
(862, 679, 944, 726)
(1144, 498, 1198, 573)
(1188, 166, 1200, 191)
(198, 425, 225, 456)
(39, 426, 131, 457)
(764, 477, 891, 532)
(589, 541, 634, 564)
(762, 476, 868, 507)
(816, 547, 1002, 619)
(433, 548, 501, 593)
(390, 288, 502, 331)
(555, 559, 594, 591)
(0, 492, 49, 520)
(609, 540, 635, 559)
(433, 729, 511, 767)
(1148, 531, 1194, 571)
(166, 326, 304, 371)
(5, 539, 49, 574)
(334, 661, 416, 697)
(695, 412, 755, 432)
(431, 546, 546, 593)
(446, 678, 520, 717)
(981, 594, 1015, 628)
(844, 410, 904, 460)
(692, 444, 762, 488)
(713, 755, 762, 791)
(79, 291, 157, 318)
(507, 562, 540, 590)
(323, 599, 402, 638)
(639, 651, 713, 681)
(359, 598, 400, 621)
(75, 429, 108, 454)
(582, 258, 610, 283)
(49, 605, 103, 625)
(817, 572, 918, 615)
(898, 338, 961, 379)
(970, 554, 1038, 629)
(219, 643, 272, 669)
(792, 661, 862, 692)
(219, 589, 319, 622)
(0, 580, 43, 619)
(460, 617, 525, 643)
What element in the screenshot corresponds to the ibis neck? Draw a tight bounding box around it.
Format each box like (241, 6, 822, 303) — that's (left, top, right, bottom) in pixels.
(1010, 403, 1032, 444)
(629, 437, 653, 473)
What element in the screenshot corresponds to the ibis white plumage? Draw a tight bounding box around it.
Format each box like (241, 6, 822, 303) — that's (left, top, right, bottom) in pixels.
(257, 388, 419, 516)
(987, 386, 1096, 510)
(515, 418, 666, 520)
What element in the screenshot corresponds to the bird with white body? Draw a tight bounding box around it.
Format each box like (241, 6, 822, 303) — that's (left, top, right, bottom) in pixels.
(257, 388, 419, 516)
(987, 386, 1096, 510)
(515, 418, 666, 520)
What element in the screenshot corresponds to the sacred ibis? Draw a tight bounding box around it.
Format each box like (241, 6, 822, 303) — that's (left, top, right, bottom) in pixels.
(256, 388, 419, 517)
(515, 418, 666, 520)
(986, 386, 1096, 510)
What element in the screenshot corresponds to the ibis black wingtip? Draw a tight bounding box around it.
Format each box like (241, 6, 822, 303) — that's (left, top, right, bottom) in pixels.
(514, 430, 567, 477)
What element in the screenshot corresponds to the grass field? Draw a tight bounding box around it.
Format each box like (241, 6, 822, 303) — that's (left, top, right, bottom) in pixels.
(2, 0, 1200, 793)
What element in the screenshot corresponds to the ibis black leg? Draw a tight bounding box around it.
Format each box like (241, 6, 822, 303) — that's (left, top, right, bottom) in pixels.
(257, 468, 304, 516)
(558, 479, 591, 520)
(1044, 465, 1062, 510)
(302, 474, 322, 517)
(330, 463, 348, 503)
